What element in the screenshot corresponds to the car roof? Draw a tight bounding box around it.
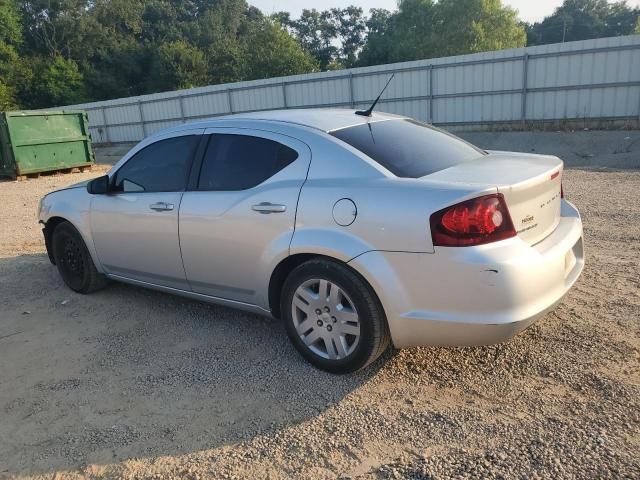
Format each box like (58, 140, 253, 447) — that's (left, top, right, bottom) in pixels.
(168, 108, 407, 134)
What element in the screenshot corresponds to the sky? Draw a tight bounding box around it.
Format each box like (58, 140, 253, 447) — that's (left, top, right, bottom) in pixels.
(249, 0, 640, 23)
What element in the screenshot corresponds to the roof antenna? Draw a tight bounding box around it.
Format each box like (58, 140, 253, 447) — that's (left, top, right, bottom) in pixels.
(355, 74, 395, 117)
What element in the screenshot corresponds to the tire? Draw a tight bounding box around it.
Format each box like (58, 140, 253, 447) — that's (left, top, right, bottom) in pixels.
(281, 258, 390, 373)
(51, 221, 108, 294)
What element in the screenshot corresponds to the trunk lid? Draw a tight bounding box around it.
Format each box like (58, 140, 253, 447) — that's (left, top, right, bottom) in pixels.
(425, 151, 563, 245)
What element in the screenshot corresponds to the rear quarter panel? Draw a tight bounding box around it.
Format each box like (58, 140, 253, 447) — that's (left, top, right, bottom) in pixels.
(292, 174, 493, 259)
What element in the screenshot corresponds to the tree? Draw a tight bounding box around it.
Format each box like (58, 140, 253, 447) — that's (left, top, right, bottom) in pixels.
(3, 0, 321, 107)
(356, 8, 393, 66)
(275, 7, 366, 69)
(193, 0, 254, 84)
(527, 0, 640, 45)
(245, 20, 319, 79)
(147, 40, 208, 92)
(434, 0, 527, 56)
(328, 7, 367, 68)
(276, 9, 337, 70)
(358, 0, 526, 66)
(20, 0, 93, 59)
(25, 56, 86, 108)
(4, 0, 590, 109)
(0, 81, 14, 109)
(0, 0, 21, 46)
(0, 0, 23, 109)
(76, 0, 145, 99)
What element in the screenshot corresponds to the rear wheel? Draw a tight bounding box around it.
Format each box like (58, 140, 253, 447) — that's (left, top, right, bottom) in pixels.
(281, 258, 390, 373)
(51, 221, 108, 294)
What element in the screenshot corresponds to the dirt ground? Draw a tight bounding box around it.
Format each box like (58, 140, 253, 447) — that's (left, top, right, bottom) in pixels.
(0, 165, 638, 479)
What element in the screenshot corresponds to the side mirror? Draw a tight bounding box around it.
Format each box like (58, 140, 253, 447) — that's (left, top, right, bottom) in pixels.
(87, 175, 110, 195)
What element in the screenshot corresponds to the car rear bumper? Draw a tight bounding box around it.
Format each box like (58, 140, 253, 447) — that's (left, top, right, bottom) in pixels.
(349, 199, 584, 348)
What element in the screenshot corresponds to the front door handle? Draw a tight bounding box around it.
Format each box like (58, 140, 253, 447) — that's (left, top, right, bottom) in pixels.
(150, 202, 174, 211)
(252, 202, 286, 214)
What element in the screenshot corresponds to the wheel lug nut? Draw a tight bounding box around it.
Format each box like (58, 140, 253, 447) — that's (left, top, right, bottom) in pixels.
(315, 309, 322, 315)
(326, 325, 333, 332)
(317, 320, 323, 326)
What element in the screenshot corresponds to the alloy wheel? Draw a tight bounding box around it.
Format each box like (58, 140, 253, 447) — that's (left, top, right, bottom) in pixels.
(291, 278, 360, 360)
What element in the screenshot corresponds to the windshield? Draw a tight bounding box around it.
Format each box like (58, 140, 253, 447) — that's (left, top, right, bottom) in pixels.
(330, 119, 485, 178)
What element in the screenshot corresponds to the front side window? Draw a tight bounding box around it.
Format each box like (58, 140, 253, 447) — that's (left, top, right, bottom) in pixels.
(113, 135, 200, 192)
(197, 134, 299, 191)
(330, 119, 485, 178)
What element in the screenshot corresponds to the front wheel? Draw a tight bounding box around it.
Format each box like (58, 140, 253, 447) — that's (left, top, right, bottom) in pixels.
(281, 258, 390, 373)
(51, 221, 108, 294)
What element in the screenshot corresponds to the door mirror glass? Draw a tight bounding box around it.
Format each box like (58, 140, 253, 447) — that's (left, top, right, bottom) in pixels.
(87, 175, 110, 195)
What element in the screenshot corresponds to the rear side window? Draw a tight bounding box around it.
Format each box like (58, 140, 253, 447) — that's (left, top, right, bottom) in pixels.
(198, 134, 298, 191)
(330, 119, 484, 178)
(113, 135, 200, 192)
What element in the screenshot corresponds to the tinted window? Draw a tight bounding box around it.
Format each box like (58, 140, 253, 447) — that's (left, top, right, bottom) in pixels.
(113, 135, 200, 192)
(198, 134, 298, 191)
(330, 119, 484, 178)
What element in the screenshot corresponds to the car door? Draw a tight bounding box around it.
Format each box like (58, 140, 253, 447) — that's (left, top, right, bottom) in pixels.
(90, 130, 203, 290)
(179, 128, 311, 306)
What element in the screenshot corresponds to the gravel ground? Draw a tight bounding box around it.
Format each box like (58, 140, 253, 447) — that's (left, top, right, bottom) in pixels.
(0, 166, 638, 479)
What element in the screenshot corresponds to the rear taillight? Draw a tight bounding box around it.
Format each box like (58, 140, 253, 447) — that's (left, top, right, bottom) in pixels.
(430, 194, 516, 247)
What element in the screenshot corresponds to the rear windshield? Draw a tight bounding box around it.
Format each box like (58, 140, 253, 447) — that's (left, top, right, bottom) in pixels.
(330, 119, 485, 178)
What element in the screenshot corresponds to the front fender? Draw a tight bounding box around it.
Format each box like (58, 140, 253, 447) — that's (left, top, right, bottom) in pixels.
(39, 188, 104, 273)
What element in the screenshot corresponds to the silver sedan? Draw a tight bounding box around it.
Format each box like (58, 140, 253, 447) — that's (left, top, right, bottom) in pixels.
(38, 109, 584, 373)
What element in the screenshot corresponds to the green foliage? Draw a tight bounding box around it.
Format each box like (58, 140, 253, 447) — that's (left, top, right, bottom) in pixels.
(24, 56, 86, 108)
(275, 7, 366, 69)
(526, 0, 639, 45)
(3, 0, 638, 109)
(434, 0, 527, 56)
(0, 80, 16, 110)
(0, 0, 22, 108)
(147, 41, 208, 92)
(358, 0, 526, 66)
(7, 0, 318, 108)
(0, 0, 21, 46)
(244, 21, 319, 79)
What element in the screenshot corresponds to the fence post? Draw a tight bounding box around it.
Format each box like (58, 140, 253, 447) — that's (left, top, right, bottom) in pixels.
(521, 53, 529, 130)
(101, 106, 110, 144)
(137, 101, 147, 137)
(282, 82, 288, 109)
(349, 72, 355, 108)
(226, 89, 234, 114)
(178, 94, 186, 123)
(428, 64, 434, 124)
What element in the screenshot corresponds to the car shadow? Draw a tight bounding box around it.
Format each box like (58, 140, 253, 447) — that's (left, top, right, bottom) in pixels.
(0, 253, 384, 475)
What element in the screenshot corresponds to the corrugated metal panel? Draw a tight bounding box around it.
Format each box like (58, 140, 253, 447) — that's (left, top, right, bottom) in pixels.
(183, 91, 230, 117)
(143, 98, 181, 122)
(57, 35, 640, 143)
(104, 104, 140, 126)
(231, 85, 284, 112)
(108, 124, 145, 143)
(145, 119, 185, 136)
(287, 78, 351, 107)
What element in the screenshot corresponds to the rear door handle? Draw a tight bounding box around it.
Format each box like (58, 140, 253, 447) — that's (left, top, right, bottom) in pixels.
(251, 202, 286, 214)
(150, 202, 174, 211)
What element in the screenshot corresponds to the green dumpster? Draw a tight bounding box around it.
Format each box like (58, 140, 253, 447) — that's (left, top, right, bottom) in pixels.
(0, 110, 94, 179)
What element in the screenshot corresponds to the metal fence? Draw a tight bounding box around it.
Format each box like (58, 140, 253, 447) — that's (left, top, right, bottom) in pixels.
(61, 35, 640, 144)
